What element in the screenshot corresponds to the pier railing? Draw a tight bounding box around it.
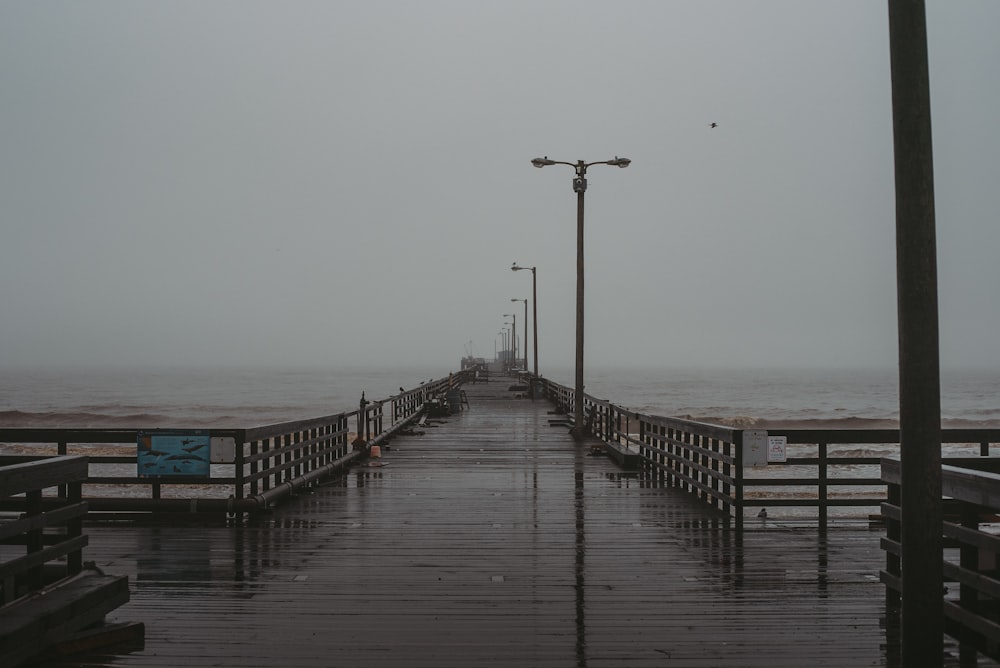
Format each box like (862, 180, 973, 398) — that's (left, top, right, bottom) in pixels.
(881, 456, 1000, 664)
(4, 368, 998, 525)
(535, 376, 1000, 527)
(0, 456, 88, 601)
(0, 370, 473, 518)
(0, 455, 134, 666)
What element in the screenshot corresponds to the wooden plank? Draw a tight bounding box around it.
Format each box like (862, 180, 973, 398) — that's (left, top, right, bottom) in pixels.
(37, 621, 145, 659)
(0, 573, 129, 667)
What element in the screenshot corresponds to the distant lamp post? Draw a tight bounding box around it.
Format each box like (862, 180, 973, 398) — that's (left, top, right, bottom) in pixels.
(511, 263, 538, 381)
(503, 314, 516, 372)
(531, 156, 630, 440)
(511, 298, 528, 373)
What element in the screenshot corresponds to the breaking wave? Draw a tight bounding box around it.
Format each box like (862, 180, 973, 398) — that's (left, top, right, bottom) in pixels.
(0, 410, 229, 429)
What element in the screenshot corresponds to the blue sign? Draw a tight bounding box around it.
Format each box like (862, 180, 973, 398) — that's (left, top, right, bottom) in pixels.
(137, 430, 211, 478)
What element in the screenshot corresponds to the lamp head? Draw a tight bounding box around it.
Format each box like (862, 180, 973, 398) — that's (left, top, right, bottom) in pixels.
(608, 156, 631, 168)
(531, 157, 556, 168)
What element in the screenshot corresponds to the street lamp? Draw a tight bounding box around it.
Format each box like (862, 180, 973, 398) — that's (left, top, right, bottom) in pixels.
(511, 298, 527, 373)
(511, 262, 539, 381)
(503, 313, 516, 373)
(531, 156, 630, 440)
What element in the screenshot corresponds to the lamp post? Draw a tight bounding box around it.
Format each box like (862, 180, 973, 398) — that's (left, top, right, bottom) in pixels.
(530, 156, 630, 440)
(511, 263, 538, 381)
(503, 314, 516, 373)
(511, 298, 528, 372)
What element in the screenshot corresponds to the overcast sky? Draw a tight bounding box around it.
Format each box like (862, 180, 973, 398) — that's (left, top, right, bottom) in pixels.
(2, 1, 997, 374)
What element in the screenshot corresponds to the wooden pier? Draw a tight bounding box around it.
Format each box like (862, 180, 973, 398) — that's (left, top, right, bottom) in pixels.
(27, 378, 921, 668)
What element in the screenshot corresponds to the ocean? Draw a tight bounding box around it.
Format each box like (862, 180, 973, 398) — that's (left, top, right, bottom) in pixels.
(1, 363, 998, 430)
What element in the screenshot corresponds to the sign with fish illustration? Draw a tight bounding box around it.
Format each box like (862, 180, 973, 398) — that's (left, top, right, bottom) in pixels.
(137, 430, 211, 478)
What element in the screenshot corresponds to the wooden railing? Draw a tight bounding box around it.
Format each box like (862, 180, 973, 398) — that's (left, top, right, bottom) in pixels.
(0, 455, 135, 666)
(881, 456, 1000, 664)
(535, 377, 1000, 527)
(0, 370, 475, 518)
(0, 456, 88, 603)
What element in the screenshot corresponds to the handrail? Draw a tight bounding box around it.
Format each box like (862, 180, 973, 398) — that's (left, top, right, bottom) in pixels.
(0, 456, 89, 604)
(0, 368, 478, 519)
(3, 367, 994, 524)
(535, 376, 1000, 528)
(881, 456, 1000, 663)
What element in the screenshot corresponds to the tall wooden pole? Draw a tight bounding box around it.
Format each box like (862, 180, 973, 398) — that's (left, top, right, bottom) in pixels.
(573, 174, 586, 440)
(531, 267, 539, 380)
(888, 0, 943, 662)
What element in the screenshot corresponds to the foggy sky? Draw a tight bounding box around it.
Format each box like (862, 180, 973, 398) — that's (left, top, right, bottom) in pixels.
(2, 1, 998, 374)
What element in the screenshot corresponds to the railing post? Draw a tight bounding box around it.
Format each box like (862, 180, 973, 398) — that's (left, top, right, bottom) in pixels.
(235, 432, 247, 502)
(26, 489, 43, 591)
(358, 392, 369, 443)
(250, 438, 260, 495)
(294, 430, 303, 479)
(638, 419, 648, 479)
(700, 434, 709, 503)
(959, 503, 981, 664)
(818, 441, 828, 529)
(262, 437, 272, 492)
(735, 430, 745, 532)
(886, 478, 901, 610)
(661, 424, 669, 485)
(723, 437, 732, 517)
(341, 415, 349, 457)
(710, 437, 721, 510)
(58, 440, 68, 499)
(67, 480, 83, 575)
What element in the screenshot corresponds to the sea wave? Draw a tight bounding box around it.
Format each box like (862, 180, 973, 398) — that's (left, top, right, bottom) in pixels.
(5, 408, 997, 431)
(673, 415, 900, 429)
(0, 410, 215, 428)
(671, 415, 1000, 429)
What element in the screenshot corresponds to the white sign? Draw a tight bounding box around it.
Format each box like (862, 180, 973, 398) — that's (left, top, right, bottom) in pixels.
(210, 436, 236, 464)
(767, 436, 787, 463)
(743, 429, 768, 467)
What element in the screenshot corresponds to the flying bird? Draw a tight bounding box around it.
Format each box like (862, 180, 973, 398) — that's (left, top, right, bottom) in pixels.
(709, 122, 718, 128)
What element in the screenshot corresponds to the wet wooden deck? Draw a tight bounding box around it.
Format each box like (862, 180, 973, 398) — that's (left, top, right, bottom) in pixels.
(34, 379, 909, 667)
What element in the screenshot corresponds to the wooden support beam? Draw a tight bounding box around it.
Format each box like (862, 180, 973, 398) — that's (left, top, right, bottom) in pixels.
(887, 0, 943, 663)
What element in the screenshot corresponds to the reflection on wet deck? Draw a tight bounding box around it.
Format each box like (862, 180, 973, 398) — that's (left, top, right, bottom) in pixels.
(36, 381, 906, 667)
